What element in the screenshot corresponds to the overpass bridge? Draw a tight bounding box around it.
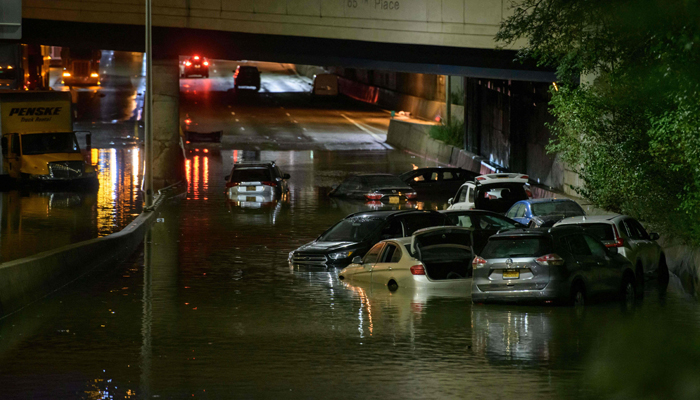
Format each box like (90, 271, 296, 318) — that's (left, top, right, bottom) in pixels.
(22, 0, 553, 81)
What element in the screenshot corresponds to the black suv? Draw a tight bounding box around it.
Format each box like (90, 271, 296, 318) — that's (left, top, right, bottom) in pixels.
(289, 210, 450, 268)
(233, 66, 261, 91)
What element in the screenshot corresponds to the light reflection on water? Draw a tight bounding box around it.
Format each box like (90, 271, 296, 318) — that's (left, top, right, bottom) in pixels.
(1, 149, 700, 399)
(0, 147, 142, 262)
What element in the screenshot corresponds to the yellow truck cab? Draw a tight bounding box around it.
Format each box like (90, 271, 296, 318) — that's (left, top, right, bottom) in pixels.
(0, 91, 97, 187)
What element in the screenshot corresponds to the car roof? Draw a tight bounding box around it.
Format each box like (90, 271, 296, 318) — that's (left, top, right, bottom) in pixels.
(515, 198, 581, 205)
(475, 173, 529, 185)
(344, 209, 441, 220)
(554, 214, 624, 225)
(439, 209, 508, 217)
(355, 173, 394, 177)
(490, 225, 583, 238)
(233, 161, 275, 167)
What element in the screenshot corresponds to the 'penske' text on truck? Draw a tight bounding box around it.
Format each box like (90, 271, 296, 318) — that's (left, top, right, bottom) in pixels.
(0, 91, 97, 186)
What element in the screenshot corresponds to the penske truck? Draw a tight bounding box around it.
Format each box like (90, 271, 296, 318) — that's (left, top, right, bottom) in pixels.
(0, 91, 97, 187)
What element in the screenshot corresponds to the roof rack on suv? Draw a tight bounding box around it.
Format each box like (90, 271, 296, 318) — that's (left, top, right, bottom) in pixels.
(233, 160, 276, 165)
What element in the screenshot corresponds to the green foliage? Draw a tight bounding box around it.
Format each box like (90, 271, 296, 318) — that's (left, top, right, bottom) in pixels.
(499, 0, 700, 244)
(429, 118, 465, 148)
(451, 86, 465, 106)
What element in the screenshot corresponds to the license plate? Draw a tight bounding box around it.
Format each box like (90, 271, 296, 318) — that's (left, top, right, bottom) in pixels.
(389, 196, 399, 204)
(195, 65, 200, 68)
(246, 186, 257, 191)
(246, 196, 257, 202)
(503, 270, 520, 279)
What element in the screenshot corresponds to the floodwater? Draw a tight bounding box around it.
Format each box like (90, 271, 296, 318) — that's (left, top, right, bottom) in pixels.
(1, 148, 699, 399)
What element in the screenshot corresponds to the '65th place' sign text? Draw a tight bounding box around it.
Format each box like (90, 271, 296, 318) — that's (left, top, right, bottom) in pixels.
(344, 0, 427, 21)
(346, 0, 400, 10)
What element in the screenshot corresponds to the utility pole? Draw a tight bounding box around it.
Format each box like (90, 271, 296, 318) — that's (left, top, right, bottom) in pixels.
(445, 75, 452, 124)
(144, 0, 153, 208)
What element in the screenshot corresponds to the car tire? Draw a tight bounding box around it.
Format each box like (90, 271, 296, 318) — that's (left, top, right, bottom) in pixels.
(657, 256, 669, 290)
(571, 281, 586, 307)
(387, 280, 398, 292)
(621, 273, 636, 307)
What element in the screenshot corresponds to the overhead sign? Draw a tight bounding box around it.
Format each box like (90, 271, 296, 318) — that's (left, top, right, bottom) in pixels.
(0, 0, 22, 40)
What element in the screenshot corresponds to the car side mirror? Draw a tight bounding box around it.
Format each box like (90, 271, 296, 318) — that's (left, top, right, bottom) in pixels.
(649, 232, 660, 241)
(283, 173, 291, 179)
(224, 175, 230, 181)
(447, 198, 453, 205)
(352, 256, 363, 264)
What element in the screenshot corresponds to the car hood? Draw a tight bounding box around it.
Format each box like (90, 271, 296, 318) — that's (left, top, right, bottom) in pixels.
(295, 241, 359, 253)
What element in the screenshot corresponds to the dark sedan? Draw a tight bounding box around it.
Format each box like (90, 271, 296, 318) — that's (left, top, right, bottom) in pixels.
(329, 174, 417, 204)
(399, 167, 477, 197)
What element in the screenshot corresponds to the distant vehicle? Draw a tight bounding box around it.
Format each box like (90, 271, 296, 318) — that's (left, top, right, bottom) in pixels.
(288, 210, 449, 269)
(233, 65, 261, 91)
(0, 91, 97, 187)
(399, 167, 478, 197)
(554, 215, 668, 285)
(471, 226, 637, 305)
(440, 209, 524, 254)
(329, 174, 417, 204)
(506, 198, 585, 228)
(312, 74, 338, 96)
(0, 43, 51, 90)
(448, 173, 529, 214)
(182, 55, 209, 78)
(225, 161, 290, 208)
(61, 48, 101, 86)
(338, 226, 474, 291)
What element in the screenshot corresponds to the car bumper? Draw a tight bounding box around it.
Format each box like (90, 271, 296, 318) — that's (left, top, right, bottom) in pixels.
(471, 282, 567, 304)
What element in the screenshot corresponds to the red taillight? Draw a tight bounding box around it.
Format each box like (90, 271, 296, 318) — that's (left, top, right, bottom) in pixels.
(193, 55, 200, 60)
(185, 61, 191, 66)
(521, 175, 529, 180)
(405, 192, 417, 200)
(525, 189, 533, 198)
(365, 193, 383, 200)
(476, 176, 486, 181)
(262, 181, 278, 187)
(410, 265, 426, 275)
(185, 118, 192, 125)
(535, 253, 565, 266)
(226, 182, 240, 188)
(203, 61, 209, 66)
(472, 256, 487, 268)
(606, 225, 625, 248)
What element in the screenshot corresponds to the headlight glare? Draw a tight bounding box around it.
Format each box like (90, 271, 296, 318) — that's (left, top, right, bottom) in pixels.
(328, 251, 353, 260)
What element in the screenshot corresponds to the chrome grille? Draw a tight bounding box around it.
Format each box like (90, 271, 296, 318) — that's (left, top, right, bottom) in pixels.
(292, 252, 327, 266)
(48, 161, 84, 179)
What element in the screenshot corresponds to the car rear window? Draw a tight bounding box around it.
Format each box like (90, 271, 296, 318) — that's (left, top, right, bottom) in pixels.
(230, 168, 271, 182)
(480, 236, 553, 259)
(531, 201, 584, 217)
(579, 223, 615, 241)
(361, 175, 407, 188)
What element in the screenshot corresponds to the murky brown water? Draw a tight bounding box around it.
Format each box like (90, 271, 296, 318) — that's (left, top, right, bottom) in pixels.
(1, 149, 699, 399)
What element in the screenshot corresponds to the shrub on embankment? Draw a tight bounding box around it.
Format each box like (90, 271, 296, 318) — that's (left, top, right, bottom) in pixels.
(429, 118, 464, 149)
(497, 0, 700, 246)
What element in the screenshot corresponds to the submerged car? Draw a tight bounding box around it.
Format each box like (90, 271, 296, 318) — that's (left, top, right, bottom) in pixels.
(506, 198, 585, 228)
(554, 215, 667, 284)
(329, 174, 417, 204)
(399, 167, 477, 197)
(233, 65, 261, 91)
(471, 226, 637, 305)
(288, 210, 449, 269)
(225, 161, 290, 207)
(182, 55, 209, 78)
(338, 226, 474, 291)
(448, 173, 530, 214)
(440, 209, 524, 254)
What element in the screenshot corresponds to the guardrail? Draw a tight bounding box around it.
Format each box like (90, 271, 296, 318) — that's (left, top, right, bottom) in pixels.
(0, 181, 186, 319)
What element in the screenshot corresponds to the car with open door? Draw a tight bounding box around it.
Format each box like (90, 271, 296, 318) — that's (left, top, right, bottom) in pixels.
(338, 226, 474, 291)
(448, 173, 530, 214)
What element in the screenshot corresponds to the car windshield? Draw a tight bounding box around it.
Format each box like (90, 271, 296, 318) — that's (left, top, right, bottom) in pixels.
(532, 201, 584, 217)
(21, 132, 80, 155)
(361, 175, 406, 188)
(318, 217, 385, 242)
(480, 236, 553, 259)
(230, 168, 271, 182)
(579, 223, 616, 241)
(474, 183, 529, 213)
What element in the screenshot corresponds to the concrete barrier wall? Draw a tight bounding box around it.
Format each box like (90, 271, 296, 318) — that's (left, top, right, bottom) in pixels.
(0, 184, 183, 318)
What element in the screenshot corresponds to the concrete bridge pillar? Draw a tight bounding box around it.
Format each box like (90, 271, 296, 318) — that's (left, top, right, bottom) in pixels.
(152, 58, 184, 189)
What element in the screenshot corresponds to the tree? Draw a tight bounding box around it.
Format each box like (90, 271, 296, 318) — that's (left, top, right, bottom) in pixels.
(497, 0, 700, 244)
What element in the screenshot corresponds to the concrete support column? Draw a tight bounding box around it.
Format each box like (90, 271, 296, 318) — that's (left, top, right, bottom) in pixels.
(152, 58, 183, 189)
(465, 78, 481, 155)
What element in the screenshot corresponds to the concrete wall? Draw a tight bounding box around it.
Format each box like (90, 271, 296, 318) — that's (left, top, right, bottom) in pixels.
(24, 0, 515, 50)
(0, 184, 183, 318)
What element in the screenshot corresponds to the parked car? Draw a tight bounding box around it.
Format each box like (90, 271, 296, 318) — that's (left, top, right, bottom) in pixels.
(440, 209, 525, 254)
(288, 210, 449, 269)
(338, 226, 474, 291)
(471, 226, 637, 305)
(225, 161, 290, 207)
(233, 65, 261, 91)
(329, 174, 417, 204)
(448, 173, 530, 214)
(399, 167, 478, 197)
(182, 55, 209, 78)
(506, 198, 585, 228)
(554, 215, 668, 285)
(312, 73, 338, 96)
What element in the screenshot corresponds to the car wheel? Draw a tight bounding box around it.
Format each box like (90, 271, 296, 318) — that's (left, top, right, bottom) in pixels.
(387, 280, 398, 292)
(571, 281, 585, 307)
(657, 256, 669, 290)
(622, 274, 636, 307)
(527, 221, 535, 228)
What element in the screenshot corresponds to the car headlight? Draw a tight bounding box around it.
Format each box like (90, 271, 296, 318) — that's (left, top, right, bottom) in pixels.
(328, 251, 353, 260)
(288, 251, 294, 261)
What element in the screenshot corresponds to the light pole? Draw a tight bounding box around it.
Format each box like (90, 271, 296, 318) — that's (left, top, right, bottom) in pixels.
(144, 0, 153, 208)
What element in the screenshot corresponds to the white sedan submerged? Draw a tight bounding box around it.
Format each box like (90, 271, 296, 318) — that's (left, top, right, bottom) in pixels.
(338, 226, 474, 291)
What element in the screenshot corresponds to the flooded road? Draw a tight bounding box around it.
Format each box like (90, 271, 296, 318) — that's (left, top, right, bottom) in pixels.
(2, 54, 700, 400)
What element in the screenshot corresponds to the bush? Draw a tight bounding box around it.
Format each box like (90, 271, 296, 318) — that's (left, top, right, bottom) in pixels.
(429, 119, 464, 148)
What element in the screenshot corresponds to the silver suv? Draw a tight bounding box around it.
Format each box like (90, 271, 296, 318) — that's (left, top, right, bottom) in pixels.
(472, 227, 636, 305)
(554, 215, 667, 286)
(225, 161, 290, 207)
